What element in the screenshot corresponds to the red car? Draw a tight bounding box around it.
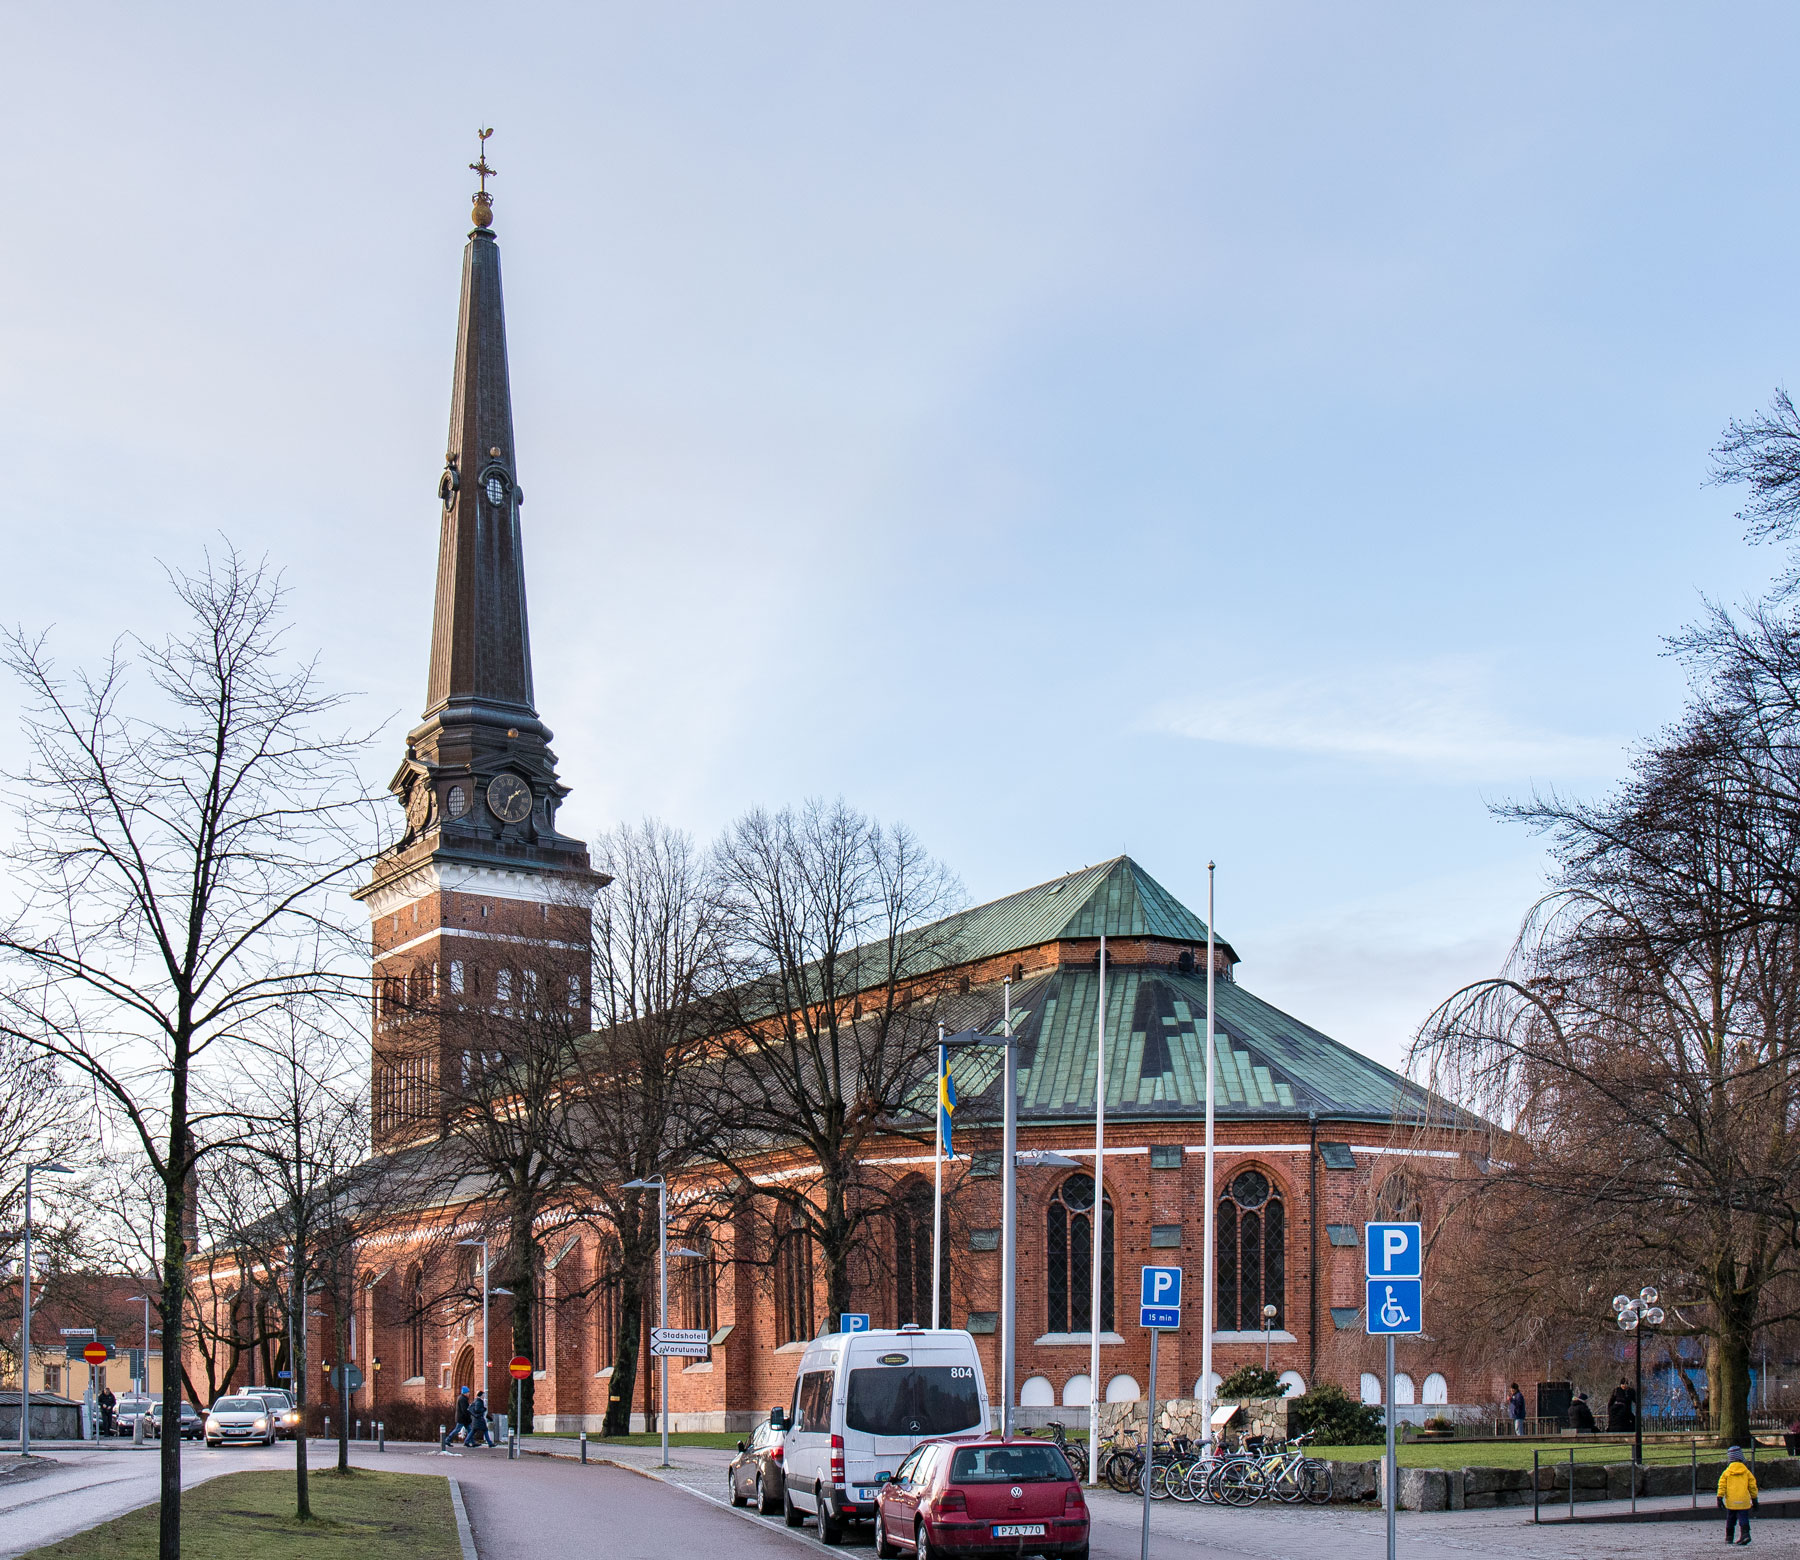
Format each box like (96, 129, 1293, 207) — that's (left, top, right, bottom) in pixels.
(874, 1438, 1088, 1560)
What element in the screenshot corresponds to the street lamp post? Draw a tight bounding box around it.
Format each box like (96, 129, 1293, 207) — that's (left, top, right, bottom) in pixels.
(1613, 1288, 1665, 1468)
(19, 1162, 75, 1456)
(125, 1294, 155, 1393)
(940, 1016, 1078, 1440)
(457, 1239, 490, 1413)
(1263, 1304, 1278, 1375)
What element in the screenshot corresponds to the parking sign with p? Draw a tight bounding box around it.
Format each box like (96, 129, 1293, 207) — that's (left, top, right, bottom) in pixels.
(1364, 1221, 1423, 1335)
(1139, 1265, 1182, 1329)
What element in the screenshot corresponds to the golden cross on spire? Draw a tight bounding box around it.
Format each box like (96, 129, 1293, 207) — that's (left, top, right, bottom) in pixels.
(470, 127, 496, 192)
(469, 127, 497, 229)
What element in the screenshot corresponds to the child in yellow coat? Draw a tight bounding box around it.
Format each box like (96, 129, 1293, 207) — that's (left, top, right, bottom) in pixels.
(1718, 1448, 1758, 1545)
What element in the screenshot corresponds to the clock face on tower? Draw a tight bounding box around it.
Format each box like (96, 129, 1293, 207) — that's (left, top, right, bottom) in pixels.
(486, 772, 532, 824)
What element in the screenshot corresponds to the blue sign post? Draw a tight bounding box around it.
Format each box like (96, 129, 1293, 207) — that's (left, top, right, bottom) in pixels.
(1365, 1222, 1422, 1560)
(1137, 1267, 1182, 1560)
(841, 1313, 870, 1334)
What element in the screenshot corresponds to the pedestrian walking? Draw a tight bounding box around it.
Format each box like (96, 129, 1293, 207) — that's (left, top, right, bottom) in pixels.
(1508, 1383, 1527, 1436)
(1717, 1445, 1758, 1545)
(441, 1387, 472, 1449)
(468, 1390, 491, 1449)
(1607, 1380, 1636, 1433)
(97, 1386, 117, 1437)
(1785, 1413, 1800, 1458)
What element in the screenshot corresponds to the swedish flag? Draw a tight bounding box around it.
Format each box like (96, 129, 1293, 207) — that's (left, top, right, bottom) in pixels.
(938, 1059, 958, 1159)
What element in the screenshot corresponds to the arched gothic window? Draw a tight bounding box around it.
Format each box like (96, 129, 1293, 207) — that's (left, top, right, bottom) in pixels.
(408, 1266, 426, 1380)
(776, 1220, 816, 1344)
(892, 1181, 947, 1327)
(677, 1232, 717, 1335)
(1373, 1169, 1423, 1223)
(597, 1240, 622, 1367)
(1217, 1169, 1284, 1330)
(1046, 1173, 1114, 1334)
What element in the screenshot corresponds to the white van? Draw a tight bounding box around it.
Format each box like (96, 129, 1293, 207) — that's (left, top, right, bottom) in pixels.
(779, 1324, 990, 1544)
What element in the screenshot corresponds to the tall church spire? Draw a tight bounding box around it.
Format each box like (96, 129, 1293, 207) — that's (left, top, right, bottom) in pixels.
(428, 129, 532, 717)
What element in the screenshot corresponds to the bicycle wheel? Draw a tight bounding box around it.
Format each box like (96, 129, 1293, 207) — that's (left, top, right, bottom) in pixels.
(1148, 1461, 1172, 1500)
(1063, 1443, 1088, 1483)
(1270, 1460, 1305, 1503)
(1216, 1460, 1259, 1506)
(1108, 1451, 1142, 1494)
(1303, 1459, 1334, 1504)
(1168, 1458, 1200, 1503)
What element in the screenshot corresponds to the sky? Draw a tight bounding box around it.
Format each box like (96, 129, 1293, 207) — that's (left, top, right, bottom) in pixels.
(3, 2, 1797, 1075)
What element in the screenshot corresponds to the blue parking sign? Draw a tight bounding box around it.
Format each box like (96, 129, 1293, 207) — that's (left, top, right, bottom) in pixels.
(1364, 1222, 1422, 1279)
(1365, 1278, 1423, 1335)
(1139, 1266, 1182, 1329)
(841, 1313, 870, 1333)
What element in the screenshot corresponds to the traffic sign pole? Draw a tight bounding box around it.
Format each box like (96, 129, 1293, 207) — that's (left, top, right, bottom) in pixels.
(1385, 1334, 1396, 1560)
(1141, 1326, 1158, 1560)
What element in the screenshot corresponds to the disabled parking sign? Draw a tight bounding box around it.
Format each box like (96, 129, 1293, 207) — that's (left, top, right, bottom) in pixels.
(1365, 1222, 1422, 1335)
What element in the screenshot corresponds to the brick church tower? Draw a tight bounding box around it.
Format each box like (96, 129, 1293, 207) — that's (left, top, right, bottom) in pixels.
(358, 155, 604, 1148)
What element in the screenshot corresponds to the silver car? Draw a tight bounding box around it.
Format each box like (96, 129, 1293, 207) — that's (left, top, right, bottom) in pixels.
(205, 1397, 275, 1447)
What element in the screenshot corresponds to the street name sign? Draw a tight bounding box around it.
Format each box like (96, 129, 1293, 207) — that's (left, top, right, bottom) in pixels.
(1364, 1221, 1423, 1336)
(1139, 1265, 1182, 1329)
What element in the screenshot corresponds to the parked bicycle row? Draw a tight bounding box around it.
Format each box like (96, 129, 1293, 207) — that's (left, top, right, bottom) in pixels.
(1070, 1426, 1336, 1505)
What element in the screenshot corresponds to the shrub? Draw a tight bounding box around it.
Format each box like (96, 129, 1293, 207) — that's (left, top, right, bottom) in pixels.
(1217, 1365, 1285, 1400)
(1289, 1383, 1386, 1445)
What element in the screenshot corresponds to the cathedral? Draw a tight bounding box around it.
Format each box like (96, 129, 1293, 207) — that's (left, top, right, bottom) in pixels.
(219, 167, 1489, 1434)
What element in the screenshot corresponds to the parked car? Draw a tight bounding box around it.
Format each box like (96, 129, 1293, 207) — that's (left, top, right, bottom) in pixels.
(112, 1394, 155, 1437)
(223, 1389, 300, 1438)
(873, 1438, 1088, 1560)
(148, 1401, 204, 1440)
(728, 1412, 789, 1513)
(781, 1325, 991, 1545)
(205, 1397, 275, 1447)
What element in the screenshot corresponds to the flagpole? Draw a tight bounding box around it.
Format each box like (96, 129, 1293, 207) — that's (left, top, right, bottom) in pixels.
(1201, 863, 1217, 1444)
(933, 1021, 945, 1331)
(1088, 933, 1106, 1480)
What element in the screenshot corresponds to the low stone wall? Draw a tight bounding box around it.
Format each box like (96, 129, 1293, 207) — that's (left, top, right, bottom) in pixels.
(1385, 1453, 1800, 1511)
(0, 1395, 83, 1441)
(1096, 1396, 1288, 1445)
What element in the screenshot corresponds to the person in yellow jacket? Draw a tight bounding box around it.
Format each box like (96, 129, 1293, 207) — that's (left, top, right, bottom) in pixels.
(1717, 1447, 1758, 1545)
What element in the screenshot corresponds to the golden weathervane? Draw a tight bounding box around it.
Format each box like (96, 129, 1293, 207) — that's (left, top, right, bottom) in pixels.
(470, 127, 496, 229)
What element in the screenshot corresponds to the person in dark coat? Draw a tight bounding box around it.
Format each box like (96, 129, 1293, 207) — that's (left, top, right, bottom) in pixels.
(1606, 1380, 1636, 1433)
(97, 1386, 117, 1436)
(1570, 1393, 1597, 1432)
(1785, 1412, 1800, 1458)
(441, 1387, 471, 1448)
(468, 1390, 491, 1448)
(1508, 1384, 1527, 1436)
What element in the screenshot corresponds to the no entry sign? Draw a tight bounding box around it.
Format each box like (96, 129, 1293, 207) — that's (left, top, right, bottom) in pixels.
(82, 1342, 109, 1365)
(509, 1355, 532, 1379)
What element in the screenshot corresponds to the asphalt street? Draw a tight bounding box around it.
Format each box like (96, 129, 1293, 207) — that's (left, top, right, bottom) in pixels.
(8, 1438, 1799, 1560)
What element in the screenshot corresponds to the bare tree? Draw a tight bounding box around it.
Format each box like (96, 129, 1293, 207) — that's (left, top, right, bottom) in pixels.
(703, 799, 963, 1330)
(1414, 713, 1800, 1445)
(0, 549, 379, 1560)
(560, 819, 722, 1436)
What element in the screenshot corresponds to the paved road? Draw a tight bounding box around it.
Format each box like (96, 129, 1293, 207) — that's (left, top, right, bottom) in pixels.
(9, 1438, 1800, 1560)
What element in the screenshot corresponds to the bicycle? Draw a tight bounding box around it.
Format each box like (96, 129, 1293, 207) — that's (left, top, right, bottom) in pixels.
(1036, 1419, 1088, 1483)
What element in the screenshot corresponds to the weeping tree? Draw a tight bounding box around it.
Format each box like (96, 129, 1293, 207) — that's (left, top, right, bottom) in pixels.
(1415, 705, 1800, 1446)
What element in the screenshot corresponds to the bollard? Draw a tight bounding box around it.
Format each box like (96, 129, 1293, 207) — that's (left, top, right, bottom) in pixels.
(580, 1430, 587, 1464)
(1532, 1450, 1539, 1524)
(378, 1421, 385, 1452)
(355, 1418, 362, 1442)
(1692, 1440, 1697, 1509)
(324, 1416, 331, 1441)
(1568, 1447, 1575, 1520)
(439, 1424, 446, 1451)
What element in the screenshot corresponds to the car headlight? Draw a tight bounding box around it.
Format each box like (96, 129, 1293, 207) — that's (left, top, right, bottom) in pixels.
(206, 1418, 218, 1428)
(253, 1418, 267, 1430)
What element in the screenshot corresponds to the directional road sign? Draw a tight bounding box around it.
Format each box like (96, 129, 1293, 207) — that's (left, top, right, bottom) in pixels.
(650, 1340, 708, 1358)
(277, 1370, 292, 1380)
(651, 1328, 710, 1346)
(840, 1313, 870, 1333)
(66, 1336, 115, 1361)
(509, 1355, 533, 1379)
(328, 1363, 364, 1392)
(1139, 1265, 1182, 1329)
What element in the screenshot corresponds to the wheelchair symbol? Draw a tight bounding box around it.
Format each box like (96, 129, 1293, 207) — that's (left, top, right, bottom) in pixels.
(1379, 1286, 1408, 1328)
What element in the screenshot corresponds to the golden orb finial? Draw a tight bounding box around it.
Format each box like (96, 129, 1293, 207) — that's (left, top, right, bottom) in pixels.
(470, 126, 496, 229)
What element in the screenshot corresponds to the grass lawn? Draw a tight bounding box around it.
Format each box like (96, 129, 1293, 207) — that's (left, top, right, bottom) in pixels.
(17, 1469, 459, 1560)
(1310, 1440, 1749, 1470)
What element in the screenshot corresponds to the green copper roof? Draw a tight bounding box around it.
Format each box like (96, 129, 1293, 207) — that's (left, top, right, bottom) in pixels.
(935, 962, 1472, 1129)
(940, 857, 1234, 964)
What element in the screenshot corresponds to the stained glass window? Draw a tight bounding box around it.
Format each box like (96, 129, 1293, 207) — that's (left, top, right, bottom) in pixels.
(1046, 1173, 1114, 1333)
(1217, 1169, 1285, 1330)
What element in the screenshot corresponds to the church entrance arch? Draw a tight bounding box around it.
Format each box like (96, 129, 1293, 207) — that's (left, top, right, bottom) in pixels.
(453, 1344, 476, 1394)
